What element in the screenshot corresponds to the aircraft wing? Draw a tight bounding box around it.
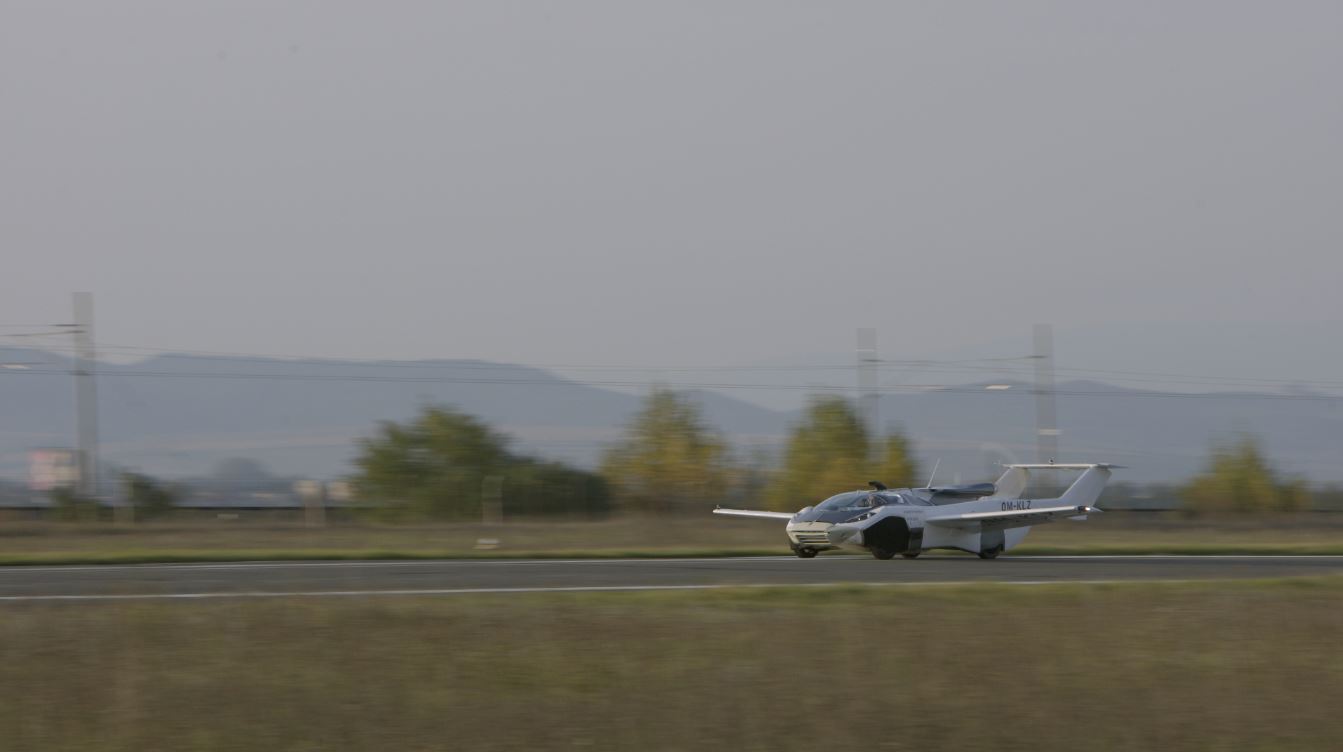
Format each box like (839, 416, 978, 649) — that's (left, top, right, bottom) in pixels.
(924, 505, 1098, 531)
(712, 508, 794, 520)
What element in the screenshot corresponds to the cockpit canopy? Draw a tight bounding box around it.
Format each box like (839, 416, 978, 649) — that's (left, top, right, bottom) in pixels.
(814, 490, 932, 510)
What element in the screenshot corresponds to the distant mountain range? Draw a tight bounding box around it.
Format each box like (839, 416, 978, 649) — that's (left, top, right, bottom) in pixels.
(1, 346, 1339, 485)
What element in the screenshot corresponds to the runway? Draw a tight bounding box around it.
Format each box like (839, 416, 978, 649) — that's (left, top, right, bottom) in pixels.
(2, 554, 1342, 601)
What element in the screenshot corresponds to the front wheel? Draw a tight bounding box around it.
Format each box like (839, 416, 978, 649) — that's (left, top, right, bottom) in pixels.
(870, 547, 897, 560)
(795, 547, 818, 559)
(977, 547, 1002, 560)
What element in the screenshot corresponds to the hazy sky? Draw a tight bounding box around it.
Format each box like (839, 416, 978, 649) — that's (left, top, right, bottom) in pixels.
(4, 2, 1341, 386)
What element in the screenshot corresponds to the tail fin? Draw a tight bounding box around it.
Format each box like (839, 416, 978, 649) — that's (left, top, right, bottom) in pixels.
(992, 466, 1029, 499)
(1058, 465, 1115, 507)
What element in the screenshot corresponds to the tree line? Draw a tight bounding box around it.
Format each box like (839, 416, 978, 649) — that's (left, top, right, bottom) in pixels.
(348, 390, 1317, 520)
(351, 390, 919, 520)
(52, 390, 1321, 521)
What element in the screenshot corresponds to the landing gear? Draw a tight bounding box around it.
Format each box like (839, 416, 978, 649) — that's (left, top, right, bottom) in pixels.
(901, 553, 920, 559)
(794, 547, 818, 559)
(977, 546, 1003, 560)
(870, 547, 897, 560)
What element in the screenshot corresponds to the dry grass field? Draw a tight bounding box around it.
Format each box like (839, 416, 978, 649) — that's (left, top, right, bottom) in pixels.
(1, 512, 1343, 564)
(2, 578, 1341, 751)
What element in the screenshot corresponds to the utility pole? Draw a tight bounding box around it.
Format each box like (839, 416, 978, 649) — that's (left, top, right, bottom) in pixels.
(856, 328, 879, 439)
(1032, 323, 1058, 466)
(68, 292, 100, 499)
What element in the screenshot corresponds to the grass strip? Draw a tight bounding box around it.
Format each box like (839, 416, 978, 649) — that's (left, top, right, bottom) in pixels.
(4, 542, 1343, 566)
(2, 577, 1342, 752)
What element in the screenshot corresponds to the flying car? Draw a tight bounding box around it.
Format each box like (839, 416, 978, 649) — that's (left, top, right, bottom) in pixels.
(714, 463, 1117, 559)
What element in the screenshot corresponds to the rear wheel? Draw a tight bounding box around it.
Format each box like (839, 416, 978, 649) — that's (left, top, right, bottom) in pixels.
(977, 547, 1002, 560)
(901, 553, 920, 559)
(871, 547, 897, 560)
(795, 547, 818, 559)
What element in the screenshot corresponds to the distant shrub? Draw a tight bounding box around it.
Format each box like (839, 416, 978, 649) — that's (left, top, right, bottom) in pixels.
(49, 487, 102, 522)
(353, 406, 610, 521)
(122, 472, 181, 521)
(1180, 437, 1307, 515)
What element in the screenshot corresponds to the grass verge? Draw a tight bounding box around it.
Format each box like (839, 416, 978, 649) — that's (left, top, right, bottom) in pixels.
(3, 542, 1343, 566)
(2, 577, 1341, 751)
(2, 514, 1342, 565)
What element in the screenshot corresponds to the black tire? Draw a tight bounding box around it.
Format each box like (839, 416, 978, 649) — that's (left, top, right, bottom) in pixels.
(795, 547, 818, 559)
(901, 553, 920, 559)
(977, 547, 1002, 560)
(871, 547, 897, 560)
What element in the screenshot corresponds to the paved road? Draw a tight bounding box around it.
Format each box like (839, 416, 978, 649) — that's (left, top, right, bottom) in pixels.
(1, 555, 1342, 600)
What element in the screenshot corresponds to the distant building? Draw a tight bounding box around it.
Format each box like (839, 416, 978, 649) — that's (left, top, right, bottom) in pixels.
(28, 449, 78, 491)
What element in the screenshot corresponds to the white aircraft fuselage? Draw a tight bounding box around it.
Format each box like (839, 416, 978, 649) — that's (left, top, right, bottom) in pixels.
(715, 464, 1116, 560)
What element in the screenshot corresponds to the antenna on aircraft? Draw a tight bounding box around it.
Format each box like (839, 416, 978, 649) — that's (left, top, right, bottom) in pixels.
(925, 458, 941, 488)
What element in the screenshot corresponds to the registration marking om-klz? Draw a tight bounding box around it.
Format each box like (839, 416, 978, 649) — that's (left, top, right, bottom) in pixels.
(1001, 500, 1033, 511)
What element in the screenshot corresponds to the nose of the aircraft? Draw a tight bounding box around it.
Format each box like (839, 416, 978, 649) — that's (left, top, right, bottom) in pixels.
(790, 508, 856, 524)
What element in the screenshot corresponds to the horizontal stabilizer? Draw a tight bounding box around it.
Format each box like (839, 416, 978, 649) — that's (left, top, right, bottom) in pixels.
(712, 508, 793, 520)
(1004, 463, 1125, 470)
(993, 462, 1122, 502)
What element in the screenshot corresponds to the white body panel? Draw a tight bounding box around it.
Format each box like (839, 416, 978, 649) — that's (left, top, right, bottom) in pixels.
(760, 464, 1117, 557)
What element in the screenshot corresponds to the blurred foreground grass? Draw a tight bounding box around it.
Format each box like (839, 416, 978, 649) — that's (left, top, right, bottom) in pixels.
(1, 513, 1343, 564)
(2, 577, 1342, 751)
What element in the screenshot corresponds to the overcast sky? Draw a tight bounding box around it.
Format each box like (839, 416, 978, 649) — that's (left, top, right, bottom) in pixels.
(3, 2, 1340, 390)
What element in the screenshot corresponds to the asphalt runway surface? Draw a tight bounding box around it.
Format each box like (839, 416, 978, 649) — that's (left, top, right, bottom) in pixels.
(2, 555, 1342, 600)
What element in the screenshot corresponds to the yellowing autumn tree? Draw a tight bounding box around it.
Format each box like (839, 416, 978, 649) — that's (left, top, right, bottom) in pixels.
(601, 390, 730, 514)
(767, 395, 919, 511)
(1181, 437, 1307, 515)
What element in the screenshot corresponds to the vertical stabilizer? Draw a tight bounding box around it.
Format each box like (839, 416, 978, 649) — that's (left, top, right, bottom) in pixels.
(992, 467, 1029, 499)
(1058, 466, 1113, 507)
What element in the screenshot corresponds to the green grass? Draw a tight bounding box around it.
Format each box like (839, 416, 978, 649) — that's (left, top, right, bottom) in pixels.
(0, 513, 1340, 565)
(3, 542, 1343, 567)
(3, 577, 1342, 751)
(0, 546, 791, 566)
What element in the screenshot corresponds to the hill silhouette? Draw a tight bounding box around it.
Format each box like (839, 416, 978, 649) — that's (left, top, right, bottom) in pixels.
(1, 347, 1338, 485)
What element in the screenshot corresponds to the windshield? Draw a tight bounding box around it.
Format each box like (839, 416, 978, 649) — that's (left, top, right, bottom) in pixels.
(815, 491, 884, 510)
(813, 491, 932, 510)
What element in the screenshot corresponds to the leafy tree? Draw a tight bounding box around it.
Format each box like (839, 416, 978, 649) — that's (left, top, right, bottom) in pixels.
(354, 407, 512, 519)
(874, 432, 919, 490)
(1181, 437, 1308, 515)
(505, 459, 611, 518)
(768, 396, 870, 510)
(767, 396, 919, 511)
(122, 472, 180, 520)
(50, 486, 101, 522)
(353, 406, 608, 520)
(601, 390, 729, 514)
